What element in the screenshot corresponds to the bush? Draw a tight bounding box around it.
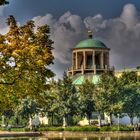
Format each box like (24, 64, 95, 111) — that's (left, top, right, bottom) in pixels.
(100, 125, 134, 131)
(46, 127, 64, 131)
(0, 127, 6, 131)
(38, 127, 47, 131)
(119, 125, 134, 131)
(65, 126, 99, 131)
(8, 127, 30, 132)
(24, 127, 30, 132)
(100, 126, 111, 131)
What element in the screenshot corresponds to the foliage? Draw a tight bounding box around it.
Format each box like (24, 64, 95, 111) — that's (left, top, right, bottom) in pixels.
(37, 80, 61, 126)
(46, 126, 64, 131)
(0, 16, 54, 112)
(100, 125, 134, 131)
(94, 71, 124, 125)
(120, 71, 138, 86)
(0, 0, 9, 5)
(57, 72, 79, 126)
(18, 97, 41, 119)
(64, 126, 99, 131)
(79, 79, 95, 124)
(120, 71, 140, 125)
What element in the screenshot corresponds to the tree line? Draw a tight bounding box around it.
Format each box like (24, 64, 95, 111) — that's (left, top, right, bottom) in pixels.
(0, 15, 140, 127)
(37, 70, 140, 126)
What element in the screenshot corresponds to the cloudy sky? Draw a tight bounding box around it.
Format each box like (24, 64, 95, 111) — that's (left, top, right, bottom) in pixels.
(1, 0, 140, 78)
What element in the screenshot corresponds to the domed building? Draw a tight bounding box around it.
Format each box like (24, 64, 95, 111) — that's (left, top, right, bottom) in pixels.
(67, 31, 110, 85)
(67, 31, 140, 126)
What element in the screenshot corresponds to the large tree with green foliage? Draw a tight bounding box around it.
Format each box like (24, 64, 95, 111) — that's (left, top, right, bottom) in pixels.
(37, 80, 61, 126)
(94, 71, 123, 125)
(120, 71, 140, 125)
(79, 79, 95, 125)
(57, 72, 78, 126)
(18, 97, 41, 120)
(0, 16, 54, 112)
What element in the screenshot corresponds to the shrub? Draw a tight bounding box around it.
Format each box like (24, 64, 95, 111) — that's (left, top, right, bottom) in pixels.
(46, 127, 64, 131)
(100, 125, 134, 131)
(65, 126, 99, 131)
(0, 128, 6, 131)
(38, 127, 47, 131)
(24, 127, 30, 132)
(11, 128, 25, 131)
(100, 126, 111, 131)
(119, 125, 134, 131)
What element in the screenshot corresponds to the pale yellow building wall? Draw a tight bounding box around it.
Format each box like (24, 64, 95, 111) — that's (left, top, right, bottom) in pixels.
(115, 69, 140, 78)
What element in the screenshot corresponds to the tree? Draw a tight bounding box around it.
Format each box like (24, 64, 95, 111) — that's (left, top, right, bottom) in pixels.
(37, 80, 60, 126)
(120, 71, 140, 125)
(0, 16, 54, 109)
(57, 72, 78, 126)
(79, 79, 95, 125)
(95, 71, 123, 125)
(0, 0, 9, 5)
(18, 97, 41, 120)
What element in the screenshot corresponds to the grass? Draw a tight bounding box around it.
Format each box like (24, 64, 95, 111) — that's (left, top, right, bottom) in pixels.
(100, 125, 134, 131)
(0, 125, 134, 132)
(64, 126, 99, 131)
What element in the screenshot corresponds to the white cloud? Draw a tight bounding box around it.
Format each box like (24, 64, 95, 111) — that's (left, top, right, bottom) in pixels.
(120, 4, 139, 28)
(0, 4, 139, 78)
(33, 11, 86, 64)
(33, 3, 140, 77)
(0, 6, 8, 34)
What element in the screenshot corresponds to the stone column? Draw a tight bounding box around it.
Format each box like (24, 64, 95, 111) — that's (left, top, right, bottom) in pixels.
(83, 51, 86, 69)
(82, 51, 86, 74)
(93, 51, 96, 74)
(76, 51, 78, 69)
(101, 51, 104, 69)
(72, 52, 74, 69)
(106, 52, 109, 69)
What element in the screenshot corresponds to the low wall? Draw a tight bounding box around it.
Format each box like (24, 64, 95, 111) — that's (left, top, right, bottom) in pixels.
(43, 131, 140, 138)
(0, 132, 42, 137)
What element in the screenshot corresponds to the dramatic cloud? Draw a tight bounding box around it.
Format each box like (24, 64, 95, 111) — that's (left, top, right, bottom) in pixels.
(33, 12, 87, 78)
(85, 3, 140, 69)
(0, 4, 139, 78)
(33, 4, 140, 78)
(0, 6, 8, 34)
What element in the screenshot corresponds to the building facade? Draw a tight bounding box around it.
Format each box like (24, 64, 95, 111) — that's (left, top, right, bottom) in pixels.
(67, 31, 111, 85)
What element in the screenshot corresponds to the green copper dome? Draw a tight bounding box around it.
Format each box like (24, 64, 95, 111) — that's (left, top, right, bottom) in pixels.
(75, 38, 107, 49)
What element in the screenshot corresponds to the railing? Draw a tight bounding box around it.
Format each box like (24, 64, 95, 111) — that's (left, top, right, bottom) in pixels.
(68, 65, 110, 71)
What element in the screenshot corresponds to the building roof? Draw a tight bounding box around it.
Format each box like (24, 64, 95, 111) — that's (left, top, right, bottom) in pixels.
(72, 73, 100, 85)
(74, 38, 107, 49)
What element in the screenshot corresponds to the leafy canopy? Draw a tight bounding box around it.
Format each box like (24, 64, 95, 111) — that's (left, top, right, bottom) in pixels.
(0, 16, 54, 111)
(0, 0, 9, 5)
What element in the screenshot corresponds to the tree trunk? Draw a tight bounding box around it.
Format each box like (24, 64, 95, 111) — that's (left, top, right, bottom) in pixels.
(88, 114, 91, 125)
(130, 116, 133, 126)
(51, 112, 54, 126)
(16, 117, 19, 126)
(98, 113, 101, 127)
(63, 116, 67, 127)
(29, 117, 32, 130)
(109, 113, 113, 126)
(128, 113, 133, 126)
